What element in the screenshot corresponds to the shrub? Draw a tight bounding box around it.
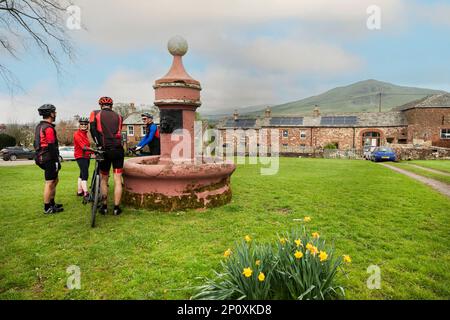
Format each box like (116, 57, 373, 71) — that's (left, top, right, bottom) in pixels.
(324, 143, 338, 150)
(0, 133, 16, 150)
(192, 226, 349, 300)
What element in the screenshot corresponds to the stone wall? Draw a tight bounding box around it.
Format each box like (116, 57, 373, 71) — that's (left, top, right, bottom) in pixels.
(390, 144, 450, 160)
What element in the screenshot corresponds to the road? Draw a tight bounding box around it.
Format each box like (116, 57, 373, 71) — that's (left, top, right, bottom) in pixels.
(0, 159, 35, 166)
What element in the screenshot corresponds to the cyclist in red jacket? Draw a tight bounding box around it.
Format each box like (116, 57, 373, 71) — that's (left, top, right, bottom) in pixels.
(73, 117, 93, 201)
(89, 97, 124, 215)
(34, 104, 63, 214)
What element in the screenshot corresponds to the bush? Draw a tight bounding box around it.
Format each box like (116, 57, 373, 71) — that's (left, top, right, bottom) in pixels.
(192, 226, 350, 300)
(0, 133, 16, 150)
(324, 143, 338, 150)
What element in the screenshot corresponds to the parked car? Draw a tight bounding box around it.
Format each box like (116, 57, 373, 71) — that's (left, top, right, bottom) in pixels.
(59, 146, 75, 161)
(371, 147, 397, 162)
(1, 146, 35, 161)
(363, 145, 377, 160)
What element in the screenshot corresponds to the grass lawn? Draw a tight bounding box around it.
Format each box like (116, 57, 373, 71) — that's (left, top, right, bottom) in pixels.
(407, 160, 450, 174)
(0, 158, 449, 300)
(391, 162, 450, 185)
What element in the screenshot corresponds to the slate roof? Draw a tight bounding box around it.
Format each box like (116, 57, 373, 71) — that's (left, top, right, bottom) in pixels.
(217, 112, 407, 129)
(123, 111, 160, 125)
(397, 94, 450, 111)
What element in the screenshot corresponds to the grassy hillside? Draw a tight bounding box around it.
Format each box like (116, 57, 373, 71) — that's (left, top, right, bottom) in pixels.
(246, 80, 446, 116)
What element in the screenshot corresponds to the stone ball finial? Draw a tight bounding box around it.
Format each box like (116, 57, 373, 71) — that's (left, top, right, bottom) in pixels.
(168, 35, 188, 56)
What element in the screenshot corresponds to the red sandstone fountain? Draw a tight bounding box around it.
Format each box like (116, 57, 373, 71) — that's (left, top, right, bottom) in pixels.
(123, 36, 236, 211)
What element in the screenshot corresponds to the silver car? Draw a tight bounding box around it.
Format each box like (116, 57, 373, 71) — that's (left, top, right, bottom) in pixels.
(59, 146, 75, 161)
(363, 145, 376, 160)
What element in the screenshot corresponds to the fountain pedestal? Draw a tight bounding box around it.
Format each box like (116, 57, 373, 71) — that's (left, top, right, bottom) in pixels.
(123, 36, 236, 211)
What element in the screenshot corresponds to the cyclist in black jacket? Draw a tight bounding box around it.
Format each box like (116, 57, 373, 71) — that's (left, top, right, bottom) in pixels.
(34, 104, 63, 214)
(89, 97, 124, 216)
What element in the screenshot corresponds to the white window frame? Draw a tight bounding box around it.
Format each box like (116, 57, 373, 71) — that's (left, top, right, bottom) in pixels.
(441, 129, 450, 140)
(282, 129, 289, 138)
(127, 125, 134, 136)
(300, 131, 307, 139)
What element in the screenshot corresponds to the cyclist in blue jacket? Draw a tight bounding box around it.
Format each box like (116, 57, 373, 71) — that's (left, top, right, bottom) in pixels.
(135, 113, 160, 156)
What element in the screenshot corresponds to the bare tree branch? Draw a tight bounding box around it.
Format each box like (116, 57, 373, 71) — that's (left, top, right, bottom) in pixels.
(0, 0, 77, 93)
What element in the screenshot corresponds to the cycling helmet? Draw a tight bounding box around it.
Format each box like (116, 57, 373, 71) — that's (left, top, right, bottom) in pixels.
(141, 112, 153, 119)
(38, 104, 56, 116)
(79, 116, 89, 123)
(98, 96, 113, 106)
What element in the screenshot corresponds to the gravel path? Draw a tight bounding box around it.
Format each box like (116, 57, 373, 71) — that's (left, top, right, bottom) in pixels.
(0, 159, 35, 166)
(380, 163, 450, 198)
(408, 164, 450, 177)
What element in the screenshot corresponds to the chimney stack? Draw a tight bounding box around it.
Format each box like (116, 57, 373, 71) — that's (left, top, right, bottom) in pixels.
(265, 106, 272, 118)
(233, 109, 239, 121)
(313, 105, 321, 117)
(130, 102, 136, 113)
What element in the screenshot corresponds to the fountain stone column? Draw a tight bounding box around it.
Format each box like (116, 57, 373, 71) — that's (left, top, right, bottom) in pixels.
(122, 36, 236, 211)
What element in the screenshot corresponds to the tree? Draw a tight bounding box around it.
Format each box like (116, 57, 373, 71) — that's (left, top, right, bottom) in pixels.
(0, 0, 76, 92)
(5, 122, 33, 146)
(55, 118, 76, 145)
(0, 133, 16, 149)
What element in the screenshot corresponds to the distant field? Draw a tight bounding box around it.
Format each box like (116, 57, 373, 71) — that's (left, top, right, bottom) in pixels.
(0, 158, 449, 299)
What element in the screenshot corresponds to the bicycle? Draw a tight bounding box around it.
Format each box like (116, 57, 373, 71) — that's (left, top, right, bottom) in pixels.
(85, 149, 105, 228)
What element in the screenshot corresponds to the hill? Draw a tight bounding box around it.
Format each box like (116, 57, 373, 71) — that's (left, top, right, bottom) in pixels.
(245, 80, 446, 116)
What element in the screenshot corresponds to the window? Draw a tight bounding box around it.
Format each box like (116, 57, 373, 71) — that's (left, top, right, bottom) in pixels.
(127, 125, 134, 136)
(441, 129, 450, 140)
(282, 143, 288, 151)
(386, 138, 394, 144)
(300, 131, 307, 139)
(363, 131, 381, 147)
(282, 130, 289, 137)
(142, 126, 147, 136)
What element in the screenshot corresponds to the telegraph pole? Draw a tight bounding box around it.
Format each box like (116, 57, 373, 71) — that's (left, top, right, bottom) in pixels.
(379, 89, 382, 112)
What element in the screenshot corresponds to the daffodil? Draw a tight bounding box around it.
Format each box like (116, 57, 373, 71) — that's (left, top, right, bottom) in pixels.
(343, 255, 352, 264)
(255, 260, 261, 266)
(294, 250, 304, 259)
(258, 272, 265, 282)
(312, 232, 320, 239)
(294, 239, 302, 247)
(319, 251, 328, 262)
(242, 267, 253, 278)
(304, 216, 311, 222)
(279, 237, 287, 245)
(223, 249, 232, 258)
(306, 243, 319, 256)
(245, 235, 252, 243)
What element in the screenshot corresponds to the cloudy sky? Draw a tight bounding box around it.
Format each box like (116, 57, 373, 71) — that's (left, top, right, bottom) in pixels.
(1, 0, 450, 123)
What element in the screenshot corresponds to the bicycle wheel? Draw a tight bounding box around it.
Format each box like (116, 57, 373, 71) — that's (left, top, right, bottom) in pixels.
(90, 174, 100, 228)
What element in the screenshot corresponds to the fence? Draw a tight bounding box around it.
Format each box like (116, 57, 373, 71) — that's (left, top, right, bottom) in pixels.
(323, 148, 364, 160)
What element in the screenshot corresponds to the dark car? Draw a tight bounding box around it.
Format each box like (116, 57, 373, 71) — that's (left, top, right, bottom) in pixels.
(1, 146, 35, 161)
(370, 147, 397, 162)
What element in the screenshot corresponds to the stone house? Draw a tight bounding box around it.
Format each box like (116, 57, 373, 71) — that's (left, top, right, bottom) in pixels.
(217, 94, 450, 152)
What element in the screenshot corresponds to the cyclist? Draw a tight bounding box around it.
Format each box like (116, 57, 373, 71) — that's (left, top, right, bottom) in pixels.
(89, 97, 124, 216)
(73, 117, 93, 201)
(34, 104, 63, 214)
(133, 113, 160, 155)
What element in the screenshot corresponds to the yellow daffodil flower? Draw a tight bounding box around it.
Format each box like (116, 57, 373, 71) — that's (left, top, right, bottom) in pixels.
(319, 251, 328, 262)
(279, 237, 287, 245)
(245, 235, 252, 243)
(258, 272, 265, 282)
(312, 232, 320, 239)
(343, 255, 352, 264)
(255, 260, 261, 266)
(223, 249, 232, 258)
(294, 250, 304, 259)
(242, 267, 253, 278)
(304, 216, 311, 222)
(294, 239, 302, 247)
